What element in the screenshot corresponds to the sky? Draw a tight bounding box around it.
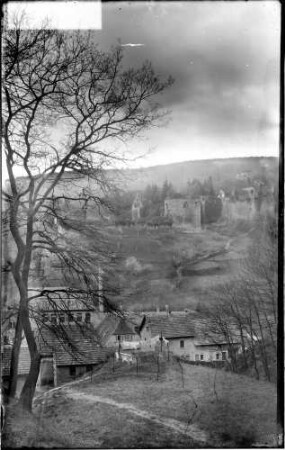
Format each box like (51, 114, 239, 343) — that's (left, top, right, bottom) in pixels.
(5, 1, 281, 172)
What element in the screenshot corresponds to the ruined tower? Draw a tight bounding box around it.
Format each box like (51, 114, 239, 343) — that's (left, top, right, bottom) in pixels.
(194, 200, 201, 231)
(131, 194, 143, 222)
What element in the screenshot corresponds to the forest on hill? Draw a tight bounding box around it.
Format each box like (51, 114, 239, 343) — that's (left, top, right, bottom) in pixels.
(113, 156, 278, 193)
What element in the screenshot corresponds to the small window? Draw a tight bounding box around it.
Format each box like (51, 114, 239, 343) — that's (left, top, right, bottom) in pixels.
(216, 353, 220, 360)
(59, 314, 65, 324)
(200, 354, 204, 361)
(76, 313, 82, 322)
(222, 351, 227, 361)
(51, 314, 57, 325)
(125, 335, 133, 341)
(180, 340, 184, 348)
(68, 314, 74, 323)
(85, 312, 91, 324)
(42, 314, 48, 323)
(69, 366, 76, 377)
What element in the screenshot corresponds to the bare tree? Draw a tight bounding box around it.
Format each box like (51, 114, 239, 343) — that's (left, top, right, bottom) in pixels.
(3, 19, 173, 410)
(200, 214, 277, 381)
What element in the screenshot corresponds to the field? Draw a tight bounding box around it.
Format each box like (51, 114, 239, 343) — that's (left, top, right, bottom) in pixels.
(108, 220, 253, 312)
(3, 355, 277, 449)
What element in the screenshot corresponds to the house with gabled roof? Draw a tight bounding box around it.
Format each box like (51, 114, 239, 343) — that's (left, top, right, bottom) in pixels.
(146, 314, 195, 357)
(146, 313, 241, 362)
(36, 324, 114, 386)
(96, 313, 150, 351)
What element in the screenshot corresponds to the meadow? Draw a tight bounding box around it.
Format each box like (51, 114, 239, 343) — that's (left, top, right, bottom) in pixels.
(3, 354, 277, 448)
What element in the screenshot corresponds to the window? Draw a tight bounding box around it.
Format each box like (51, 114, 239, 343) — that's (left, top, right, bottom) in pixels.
(59, 314, 65, 324)
(195, 354, 199, 361)
(180, 340, 184, 348)
(76, 313, 82, 322)
(124, 335, 133, 341)
(69, 366, 76, 377)
(42, 314, 48, 323)
(200, 354, 204, 361)
(85, 312, 91, 324)
(216, 353, 220, 360)
(50, 314, 57, 325)
(222, 351, 227, 361)
(68, 314, 74, 323)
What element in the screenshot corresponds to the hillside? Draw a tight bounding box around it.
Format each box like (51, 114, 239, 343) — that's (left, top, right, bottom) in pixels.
(3, 356, 277, 448)
(113, 156, 278, 192)
(107, 220, 253, 312)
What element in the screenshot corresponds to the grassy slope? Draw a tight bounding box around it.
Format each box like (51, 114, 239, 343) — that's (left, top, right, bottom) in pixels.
(111, 222, 251, 312)
(4, 357, 276, 449)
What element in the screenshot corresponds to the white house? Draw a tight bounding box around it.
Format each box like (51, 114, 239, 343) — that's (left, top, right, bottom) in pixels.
(146, 313, 241, 362)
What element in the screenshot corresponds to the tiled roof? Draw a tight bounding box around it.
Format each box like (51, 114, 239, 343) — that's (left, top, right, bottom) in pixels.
(2, 345, 31, 377)
(96, 314, 142, 345)
(147, 315, 195, 339)
(113, 320, 137, 336)
(36, 325, 114, 366)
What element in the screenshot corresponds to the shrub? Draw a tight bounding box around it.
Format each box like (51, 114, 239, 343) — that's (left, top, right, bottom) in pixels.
(203, 397, 257, 447)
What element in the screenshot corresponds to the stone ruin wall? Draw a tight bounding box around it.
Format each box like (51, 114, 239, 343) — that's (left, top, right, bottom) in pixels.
(221, 197, 275, 222)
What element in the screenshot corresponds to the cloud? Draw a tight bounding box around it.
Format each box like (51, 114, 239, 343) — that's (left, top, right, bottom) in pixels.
(93, 1, 280, 163)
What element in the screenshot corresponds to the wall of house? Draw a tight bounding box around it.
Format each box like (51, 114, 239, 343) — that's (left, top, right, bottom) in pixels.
(38, 358, 54, 386)
(168, 337, 196, 357)
(193, 346, 228, 362)
(139, 325, 152, 342)
(56, 364, 94, 385)
(168, 339, 234, 362)
(15, 375, 28, 397)
(106, 333, 140, 347)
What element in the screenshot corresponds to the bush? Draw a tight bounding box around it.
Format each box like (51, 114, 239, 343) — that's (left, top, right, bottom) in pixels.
(203, 397, 257, 447)
(147, 216, 173, 227)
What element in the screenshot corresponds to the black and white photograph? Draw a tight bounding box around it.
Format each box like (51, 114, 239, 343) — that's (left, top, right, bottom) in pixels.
(1, 0, 282, 448)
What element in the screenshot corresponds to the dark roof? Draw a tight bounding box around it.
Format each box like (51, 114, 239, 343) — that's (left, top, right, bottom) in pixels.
(2, 346, 31, 377)
(96, 314, 143, 345)
(36, 325, 113, 367)
(113, 320, 137, 336)
(147, 315, 195, 339)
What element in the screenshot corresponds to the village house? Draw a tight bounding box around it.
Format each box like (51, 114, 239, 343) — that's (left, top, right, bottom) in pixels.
(146, 313, 241, 362)
(29, 287, 106, 331)
(95, 314, 151, 349)
(36, 324, 113, 386)
(2, 322, 114, 393)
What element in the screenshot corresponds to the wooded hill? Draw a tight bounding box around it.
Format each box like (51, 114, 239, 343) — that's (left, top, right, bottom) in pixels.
(114, 156, 278, 192)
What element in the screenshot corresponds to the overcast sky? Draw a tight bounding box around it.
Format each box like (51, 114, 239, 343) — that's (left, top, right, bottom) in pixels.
(91, 1, 280, 167)
(6, 1, 280, 170)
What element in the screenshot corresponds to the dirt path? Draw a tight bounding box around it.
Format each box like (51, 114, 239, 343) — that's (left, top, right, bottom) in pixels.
(65, 388, 208, 444)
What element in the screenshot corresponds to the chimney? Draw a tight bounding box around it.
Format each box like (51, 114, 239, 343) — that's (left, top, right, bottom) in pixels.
(165, 304, 169, 316)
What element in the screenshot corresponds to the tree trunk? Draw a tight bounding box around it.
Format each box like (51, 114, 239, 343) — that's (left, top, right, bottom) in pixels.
(7, 315, 22, 400)
(19, 307, 41, 411)
(19, 352, 41, 411)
